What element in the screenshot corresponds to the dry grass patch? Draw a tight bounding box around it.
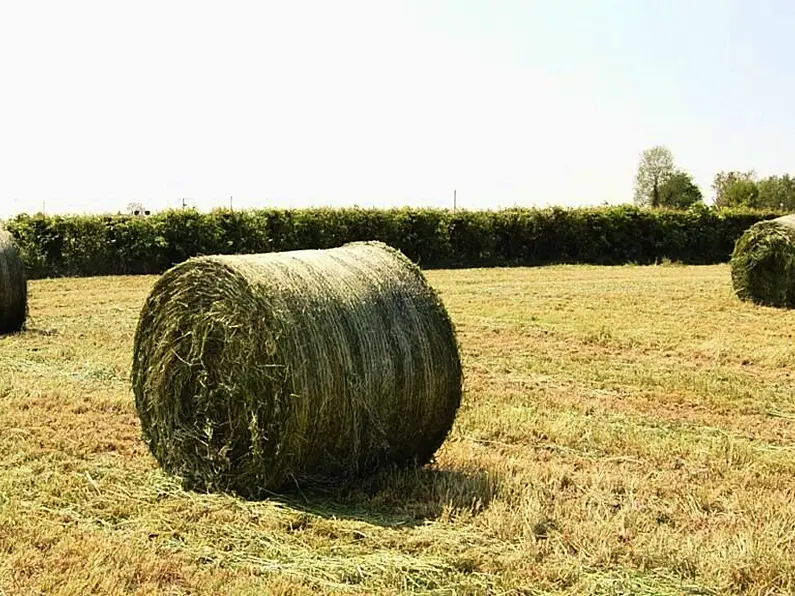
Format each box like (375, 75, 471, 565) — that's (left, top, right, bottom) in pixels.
(2, 264, 795, 594)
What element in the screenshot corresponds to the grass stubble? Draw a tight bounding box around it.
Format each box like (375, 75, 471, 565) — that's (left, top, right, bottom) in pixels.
(1, 265, 795, 595)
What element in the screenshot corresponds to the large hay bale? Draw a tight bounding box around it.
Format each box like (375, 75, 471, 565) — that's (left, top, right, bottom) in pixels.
(731, 214, 795, 308)
(132, 241, 463, 497)
(0, 227, 27, 334)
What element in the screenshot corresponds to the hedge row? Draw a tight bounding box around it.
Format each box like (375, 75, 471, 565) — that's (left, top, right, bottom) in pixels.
(2, 205, 782, 279)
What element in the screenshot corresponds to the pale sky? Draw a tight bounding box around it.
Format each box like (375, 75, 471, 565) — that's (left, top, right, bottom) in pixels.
(1, 0, 793, 218)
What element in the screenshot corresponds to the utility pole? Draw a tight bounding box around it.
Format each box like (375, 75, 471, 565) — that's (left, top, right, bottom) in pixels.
(230, 195, 233, 211)
(453, 189, 457, 213)
(181, 197, 187, 209)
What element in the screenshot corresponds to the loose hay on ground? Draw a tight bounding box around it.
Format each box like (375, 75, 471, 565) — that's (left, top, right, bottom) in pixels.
(131, 241, 463, 498)
(730, 214, 795, 308)
(0, 226, 28, 334)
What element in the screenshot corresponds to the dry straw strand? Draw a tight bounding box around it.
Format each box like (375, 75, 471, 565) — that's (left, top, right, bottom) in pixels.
(132, 241, 463, 497)
(731, 214, 795, 308)
(0, 226, 28, 334)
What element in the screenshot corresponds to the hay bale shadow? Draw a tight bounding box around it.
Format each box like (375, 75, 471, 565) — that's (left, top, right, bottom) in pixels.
(22, 327, 59, 337)
(260, 465, 501, 528)
(0, 327, 59, 338)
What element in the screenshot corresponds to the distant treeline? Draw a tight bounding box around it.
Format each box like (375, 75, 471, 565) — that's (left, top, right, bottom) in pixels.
(713, 171, 795, 210)
(2, 205, 782, 279)
(631, 146, 795, 212)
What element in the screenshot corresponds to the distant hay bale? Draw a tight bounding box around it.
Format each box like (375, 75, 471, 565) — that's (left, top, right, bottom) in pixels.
(731, 214, 795, 308)
(131, 241, 463, 497)
(0, 227, 27, 334)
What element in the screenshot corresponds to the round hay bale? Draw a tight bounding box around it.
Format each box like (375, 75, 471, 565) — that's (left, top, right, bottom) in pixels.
(731, 214, 795, 308)
(0, 227, 28, 334)
(132, 241, 463, 497)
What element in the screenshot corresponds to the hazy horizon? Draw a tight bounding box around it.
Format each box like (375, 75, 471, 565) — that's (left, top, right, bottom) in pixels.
(2, 0, 794, 218)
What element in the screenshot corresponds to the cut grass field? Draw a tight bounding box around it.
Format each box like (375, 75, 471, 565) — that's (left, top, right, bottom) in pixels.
(2, 264, 795, 595)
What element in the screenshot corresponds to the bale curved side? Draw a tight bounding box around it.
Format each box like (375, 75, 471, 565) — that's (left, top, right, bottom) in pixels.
(731, 214, 795, 308)
(131, 241, 463, 497)
(0, 228, 28, 334)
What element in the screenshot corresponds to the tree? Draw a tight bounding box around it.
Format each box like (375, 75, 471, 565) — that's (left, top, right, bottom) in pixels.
(712, 170, 757, 207)
(715, 172, 795, 210)
(723, 179, 759, 208)
(757, 174, 795, 210)
(633, 146, 676, 207)
(658, 170, 703, 209)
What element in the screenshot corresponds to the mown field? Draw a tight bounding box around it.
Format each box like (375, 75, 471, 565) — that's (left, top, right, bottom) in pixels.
(2, 264, 795, 595)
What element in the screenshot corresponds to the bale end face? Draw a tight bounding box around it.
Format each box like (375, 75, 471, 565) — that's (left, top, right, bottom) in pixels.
(0, 228, 28, 334)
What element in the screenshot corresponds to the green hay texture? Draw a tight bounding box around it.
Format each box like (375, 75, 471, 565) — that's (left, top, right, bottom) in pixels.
(0, 227, 28, 334)
(131, 241, 463, 498)
(731, 214, 795, 308)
